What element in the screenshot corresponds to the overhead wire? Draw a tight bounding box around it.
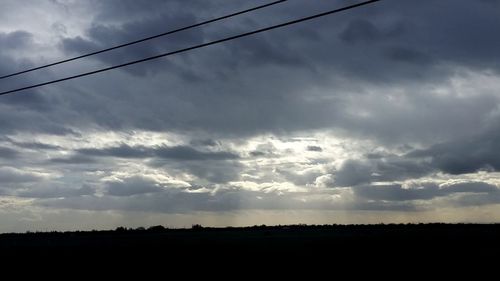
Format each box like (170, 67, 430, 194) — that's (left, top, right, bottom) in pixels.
(0, 0, 381, 97)
(0, 0, 288, 80)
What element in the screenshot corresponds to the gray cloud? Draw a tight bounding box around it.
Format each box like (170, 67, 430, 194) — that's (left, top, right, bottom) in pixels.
(76, 144, 239, 161)
(189, 138, 219, 147)
(354, 184, 440, 202)
(154, 145, 239, 161)
(0, 167, 43, 184)
(16, 184, 95, 199)
(77, 144, 149, 159)
(275, 168, 324, 187)
(89, 0, 213, 23)
(0, 0, 497, 137)
(0, 31, 33, 50)
(333, 157, 433, 187)
(39, 179, 499, 214)
(0, 147, 19, 159)
(105, 176, 162, 196)
(354, 182, 499, 202)
(307, 146, 323, 152)
(60, 11, 203, 78)
(35, 181, 342, 213)
(0, 0, 500, 230)
(149, 158, 243, 184)
(407, 127, 500, 174)
(36, 0, 496, 142)
(50, 154, 97, 164)
(339, 18, 403, 44)
(51, 143, 243, 184)
(383, 46, 433, 65)
(333, 160, 372, 187)
(10, 141, 61, 150)
(0, 31, 59, 113)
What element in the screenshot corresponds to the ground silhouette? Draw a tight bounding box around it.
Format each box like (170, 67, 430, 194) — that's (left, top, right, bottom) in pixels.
(2, 223, 499, 258)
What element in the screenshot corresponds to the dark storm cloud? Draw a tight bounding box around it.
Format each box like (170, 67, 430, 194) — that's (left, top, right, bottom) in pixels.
(0, 106, 76, 135)
(78, 144, 149, 158)
(30, 182, 426, 213)
(189, 139, 219, 147)
(0, 31, 49, 110)
(42, 0, 498, 142)
(0, 147, 19, 159)
(33, 181, 500, 213)
(335, 0, 500, 77)
(0, 83, 55, 112)
(35, 185, 245, 213)
(30, 173, 500, 213)
(339, 18, 408, 45)
(90, 0, 213, 22)
(9, 141, 61, 150)
(445, 182, 498, 193)
(147, 153, 243, 184)
(333, 160, 372, 187)
(383, 46, 433, 65)
(333, 157, 433, 187)
(4, 0, 499, 143)
(354, 184, 441, 201)
(61, 11, 204, 77)
(2, 137, 61, 151)
(332, 121, 500, 186)
(248, 142, 279, 158)
(407, 128, 500, 174)
(33, 175, 337, 212)
(349, 200, 418, 212)
(53, 144, 243, 184)
(353, 182, 499, 202)
(0, 167, 42, 184)
(76, 144, 239, 161)
(0, 31, 38, 86)
(447, 191, 500, 208)
(225, 33, 309, 69)
(307, 146, 322, 152)
(0, 31, 33, 50)
(249, 151, 266, 157)
(16, 184, 95, 199)
(50, 154, 97, 164)
(0, 31, 73, 137)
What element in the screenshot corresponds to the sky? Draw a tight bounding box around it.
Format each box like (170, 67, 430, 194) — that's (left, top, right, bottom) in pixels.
(0, 0, 500, 232)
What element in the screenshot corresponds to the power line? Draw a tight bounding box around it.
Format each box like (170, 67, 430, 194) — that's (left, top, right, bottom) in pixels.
(0, 0, 288, 80)
(0, 0, 381, 97)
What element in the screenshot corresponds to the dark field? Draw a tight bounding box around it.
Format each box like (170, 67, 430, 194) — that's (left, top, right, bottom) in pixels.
(2, 224, 499, 259)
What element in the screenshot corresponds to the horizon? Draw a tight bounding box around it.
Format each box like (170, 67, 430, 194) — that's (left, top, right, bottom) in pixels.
(3, 222, 500, 235)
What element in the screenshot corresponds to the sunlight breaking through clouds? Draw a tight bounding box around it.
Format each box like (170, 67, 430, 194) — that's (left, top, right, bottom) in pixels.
(0, 0, 499, 231)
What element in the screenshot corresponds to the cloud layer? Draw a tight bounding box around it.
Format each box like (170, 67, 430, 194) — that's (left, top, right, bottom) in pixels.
(0, 0, 500, 231)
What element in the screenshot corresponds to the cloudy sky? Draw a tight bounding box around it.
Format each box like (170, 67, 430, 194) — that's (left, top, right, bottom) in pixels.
(0, 0, 499, 232)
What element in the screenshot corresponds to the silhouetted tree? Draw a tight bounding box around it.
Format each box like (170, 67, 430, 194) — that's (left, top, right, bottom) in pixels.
(115, 226, 127, 232)
(147, 225, 165, 232)
(191, 224, 203, 230)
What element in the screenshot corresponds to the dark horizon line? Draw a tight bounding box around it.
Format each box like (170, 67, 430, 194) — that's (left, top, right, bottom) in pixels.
(3, 222, 500, 236)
